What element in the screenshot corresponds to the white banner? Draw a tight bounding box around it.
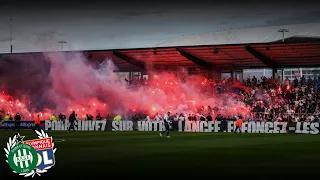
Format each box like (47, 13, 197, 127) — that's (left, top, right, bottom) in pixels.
(44, 120, 320, 134)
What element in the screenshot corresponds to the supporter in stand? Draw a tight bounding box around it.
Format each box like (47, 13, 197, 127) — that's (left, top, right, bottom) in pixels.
(3, 75, 319, 123)
(187, 114, 192, 121)
(96, 113, 102, 120)
(75, 114, 79, 129)
(173, 113, 179, 130)
(154, 113, 161, 121)
(206, 113, 212, 122)
(50, 114, 56, 121)
(200, 114, 205, 121)
(84, 114, 94, 120)
(193, 114, 197, 121)
(58, 113, 66, 124)
(178, 113, 185, 121)
(4, 114, 9, 121)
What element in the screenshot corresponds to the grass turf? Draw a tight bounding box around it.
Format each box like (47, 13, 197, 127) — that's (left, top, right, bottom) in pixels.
(1, 130, 320, 178)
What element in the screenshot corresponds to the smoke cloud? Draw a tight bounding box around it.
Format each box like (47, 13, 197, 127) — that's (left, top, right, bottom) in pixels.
(0, 51, 249, 119)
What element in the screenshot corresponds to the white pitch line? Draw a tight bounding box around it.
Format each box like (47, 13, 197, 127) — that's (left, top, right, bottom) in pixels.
(54, 139, 66, 143)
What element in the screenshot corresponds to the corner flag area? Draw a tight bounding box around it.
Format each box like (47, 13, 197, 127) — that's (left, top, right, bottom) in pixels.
(2, 131, 320, 177)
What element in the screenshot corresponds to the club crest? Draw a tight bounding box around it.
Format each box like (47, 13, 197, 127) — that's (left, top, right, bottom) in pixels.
(4, 130, 57, 178)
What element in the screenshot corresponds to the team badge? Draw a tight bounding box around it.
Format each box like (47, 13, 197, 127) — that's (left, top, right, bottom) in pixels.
(4, 130, 57, 177)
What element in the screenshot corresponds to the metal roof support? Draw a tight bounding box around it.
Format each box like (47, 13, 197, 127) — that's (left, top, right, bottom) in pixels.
(272, 68, 278, 80)
(112, 51, 145, 71)
(245, 45, 282, 69)
(176, 48, 212, 70)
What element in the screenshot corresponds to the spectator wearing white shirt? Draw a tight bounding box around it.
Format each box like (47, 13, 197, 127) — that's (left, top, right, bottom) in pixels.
(178, 114, 185, 121)
(306, 114, 315, 122)
(155, 113, 161, 121)
(173, 113, 179, 121)
(286, 109, 294, 116)
(311, 115, 315, 122)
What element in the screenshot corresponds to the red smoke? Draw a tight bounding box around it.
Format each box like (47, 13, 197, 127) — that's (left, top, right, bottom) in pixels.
(0, 52, 250, 119)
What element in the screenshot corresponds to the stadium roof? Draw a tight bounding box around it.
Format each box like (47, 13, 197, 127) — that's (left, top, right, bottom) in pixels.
(1, 41, 320, 72)
(87, 23, 320, 72)
(87, 40, 320, 72)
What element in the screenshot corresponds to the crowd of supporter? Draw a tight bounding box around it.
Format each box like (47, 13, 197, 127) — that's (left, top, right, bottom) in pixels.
(60, 75, 320, 123)
(241, 75, 320, 122)
(1, 75, 320, 124)
(120, 75, 320, 122)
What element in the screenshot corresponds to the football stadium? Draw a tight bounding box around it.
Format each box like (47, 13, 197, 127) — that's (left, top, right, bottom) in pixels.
(1, 1, 320, 178)
(2, 24, 320, 177)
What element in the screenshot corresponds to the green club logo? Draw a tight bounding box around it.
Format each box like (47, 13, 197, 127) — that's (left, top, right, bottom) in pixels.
(7, 143, 38, 174)
(5, 131, 58, 177)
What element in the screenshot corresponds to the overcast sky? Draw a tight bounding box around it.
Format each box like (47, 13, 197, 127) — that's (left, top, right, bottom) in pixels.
(0, 0, 319, 53)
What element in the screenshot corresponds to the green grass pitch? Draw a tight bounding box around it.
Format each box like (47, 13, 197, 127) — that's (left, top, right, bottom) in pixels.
(1, 131, 320, 178)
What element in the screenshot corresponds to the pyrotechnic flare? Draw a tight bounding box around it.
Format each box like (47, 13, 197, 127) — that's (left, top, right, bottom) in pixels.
(0, 52, 252, 119)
